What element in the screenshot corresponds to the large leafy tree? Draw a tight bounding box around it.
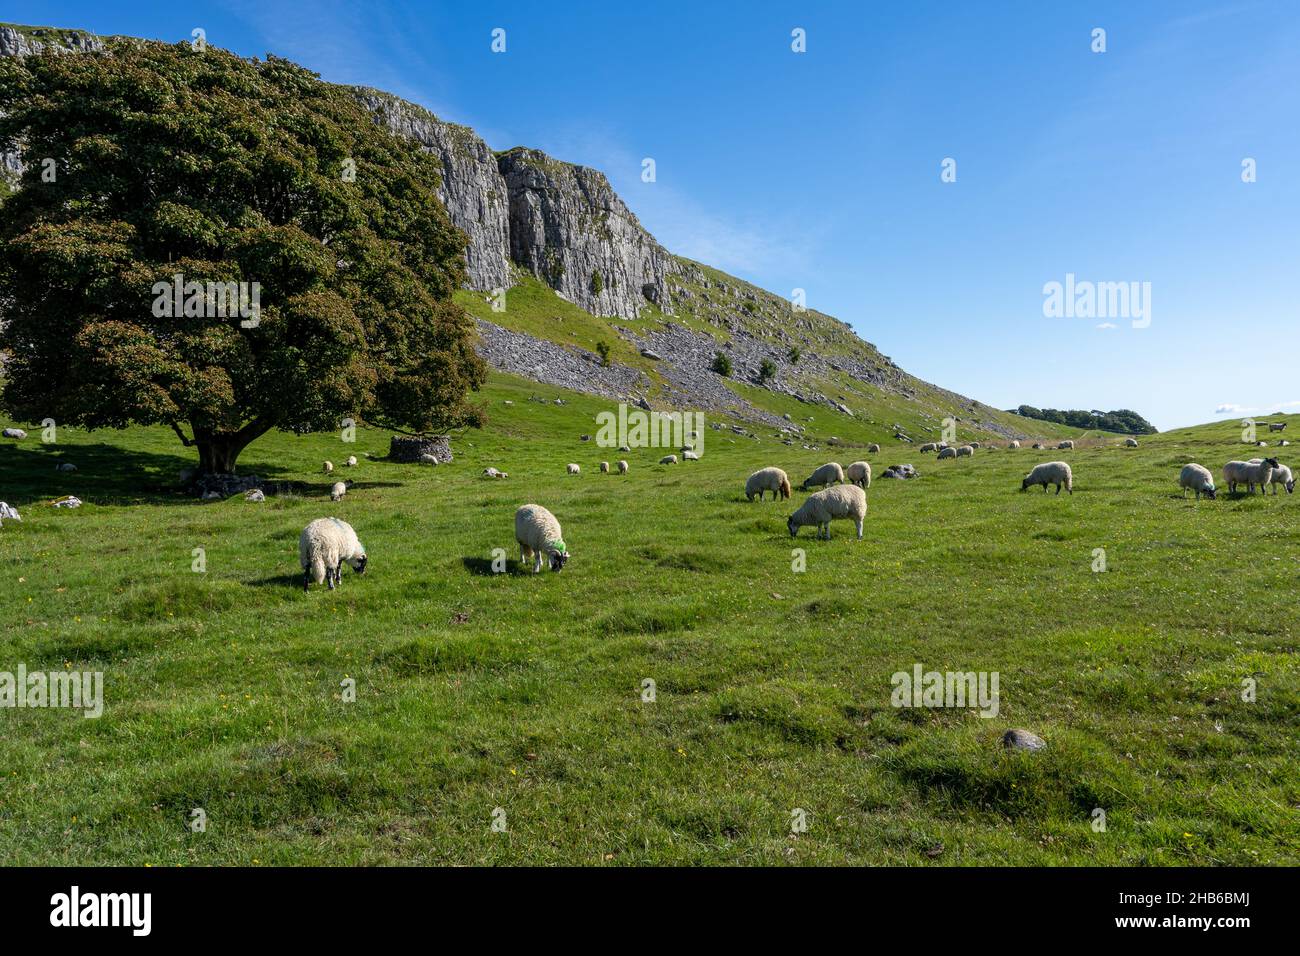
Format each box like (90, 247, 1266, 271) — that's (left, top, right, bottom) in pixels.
(0, 41, 486, 473)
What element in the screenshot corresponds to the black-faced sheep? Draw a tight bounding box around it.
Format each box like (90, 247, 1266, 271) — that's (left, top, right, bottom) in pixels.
(800, 462, 844, 491)
(1224, 458, 1278, 495)
(746, 467, 792, 501)
(1247, 458, 1293, 494)
(515, 504, 569, 573)
(1179, 463, 1216, 499)
(787, 485, 867, 540)
(299, 517, 367, 591)
(1021, 461, 1073, 494)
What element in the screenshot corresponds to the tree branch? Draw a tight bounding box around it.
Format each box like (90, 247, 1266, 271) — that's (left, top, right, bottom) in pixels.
(170, 422, 196, 447)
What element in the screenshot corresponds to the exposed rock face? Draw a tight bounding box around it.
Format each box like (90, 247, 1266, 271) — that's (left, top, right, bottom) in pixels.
(475, 319, 648, 402)
(351, 88, 512, 294)
(1, 27, 104, 186)
(497, 148, 673, 320)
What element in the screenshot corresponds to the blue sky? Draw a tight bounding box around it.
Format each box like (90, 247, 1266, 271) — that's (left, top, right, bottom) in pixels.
(13, 0, 1299, 429)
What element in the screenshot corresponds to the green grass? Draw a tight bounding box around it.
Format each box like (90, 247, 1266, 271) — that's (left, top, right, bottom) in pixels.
(1, 388, 1296, 865)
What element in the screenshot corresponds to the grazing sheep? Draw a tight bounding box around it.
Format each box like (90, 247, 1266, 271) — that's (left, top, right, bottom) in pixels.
(1032, 442, 1045, 450)
(919, 442, 939, 453)
(299, 517, 367, 592)
(969, 441, 981, 449)
(1248, 459, 1294, 494)
(682, 450, 700, 461)
(600, 461, 610, 473)
(1224, 458, 1278, 495)
(1057, 440, 1074, 450)
(745, 467, 792, 501)
(659, 455, 678, 465)
(787, 484, 867, 540)
(867, 443, 881, 453)
(955, 445, 974, 457)
(1268, 422, 1287, 432)
(567, 463, 581, 475)
(800, 462, 845, 491)
(1256, 441, 1269, 447)
(515, 504, 569, 573)
(330, 480, 352, 502)
(937, 446, 957, 460)
(323, 461, 334, 473)
(617, 460, 629, 474)
(1021, 461, 1073, 495)
(1008, 440, 1020, 449)
(482, 467, 509, 479)
(846, 461, 872, 489)
(1125, 438, 1138, 447)
(2, 428, 26, 439)
(1179, 463, 1216, 499)
(345, 456, 358, 467)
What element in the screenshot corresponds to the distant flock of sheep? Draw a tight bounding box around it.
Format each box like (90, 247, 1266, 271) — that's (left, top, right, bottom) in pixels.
(292, 431, 1292, 588)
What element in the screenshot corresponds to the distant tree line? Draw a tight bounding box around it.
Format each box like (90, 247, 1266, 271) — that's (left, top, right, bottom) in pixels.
(1008, 406, 1156, 435)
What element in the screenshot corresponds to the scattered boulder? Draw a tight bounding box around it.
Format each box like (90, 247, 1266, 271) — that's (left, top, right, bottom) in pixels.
(244, 489, 265, 502)
(2, 428, 26, 439)
(0, 501, 20, 524)
(51, 495, 82, 508)
(640, 348, 662, 360)
(1001, 729, 1047, 752)
(881, 464, 918, 479)
(55, 462, 77, 472)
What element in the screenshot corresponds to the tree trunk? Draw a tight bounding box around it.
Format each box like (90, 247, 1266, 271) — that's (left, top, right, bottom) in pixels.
(191, 421, 272, 475)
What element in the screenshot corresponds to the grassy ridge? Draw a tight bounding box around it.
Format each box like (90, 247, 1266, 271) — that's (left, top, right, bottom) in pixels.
(0, 387, 1296, 865)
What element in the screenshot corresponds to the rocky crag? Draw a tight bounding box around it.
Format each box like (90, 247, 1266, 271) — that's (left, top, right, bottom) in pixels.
(2, 26, 1033, 440)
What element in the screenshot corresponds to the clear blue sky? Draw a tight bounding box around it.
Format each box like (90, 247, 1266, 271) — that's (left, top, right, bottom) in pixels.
(13, 0, 1299, 429)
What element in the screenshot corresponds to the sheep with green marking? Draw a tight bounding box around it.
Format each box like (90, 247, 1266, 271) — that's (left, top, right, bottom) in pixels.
(515, 504, 570, 573)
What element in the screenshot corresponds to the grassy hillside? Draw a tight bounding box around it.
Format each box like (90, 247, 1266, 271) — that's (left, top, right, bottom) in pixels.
(459, 273, 1086, 448)
(0, 387, 1295, 865)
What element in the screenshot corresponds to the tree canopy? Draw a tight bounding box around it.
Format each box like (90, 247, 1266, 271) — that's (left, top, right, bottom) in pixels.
(1009, 405, 1156, 435)
(0, 40, 486, 473)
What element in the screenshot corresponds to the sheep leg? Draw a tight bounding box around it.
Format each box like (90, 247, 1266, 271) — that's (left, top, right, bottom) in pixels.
(855, 518, 864, 539)
(303, 569, 311, 592)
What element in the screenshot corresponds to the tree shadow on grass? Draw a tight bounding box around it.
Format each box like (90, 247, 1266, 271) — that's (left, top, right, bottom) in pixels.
(0, 442, 238, 506)
(461, 555, 530, 576)
(300, 480, 403, 498)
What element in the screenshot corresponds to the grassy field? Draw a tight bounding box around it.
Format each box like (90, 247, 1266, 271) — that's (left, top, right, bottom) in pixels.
(0, 381, 1296, 865)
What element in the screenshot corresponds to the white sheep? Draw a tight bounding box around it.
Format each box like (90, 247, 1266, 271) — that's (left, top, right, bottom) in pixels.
(1032, 442, 1045, 450)
(867, 443, 881, 453)
(659, 455, 678, 465)
(1008, 441, 1020, 449)
(1125, 438, 1138, 447)
(846, 461, 872, 489)
(2, 428, 26, 439)
(955, 445, 974, 457)
(969, 441, 981, 449)
(1021, 461, 1073, 495)
(345, 456, 358, 467)
(1057, 440, 1074, 450)
(600, 461, 610, 473)
(682, 450, 700, 461)
(1248, 459, 1293, 494)
(745, 466, 792, 501)
(1224, 458, 1277, 495)
(482, 467, 509, 479)
(787, 484, 867, 540)
(567, 463, 581, 475)
(937, 446, 957, 460)
(1178, 463, 1216, 499)
(800, 462, 845, 491)
(323, 461, 334, 473)
(299, 517, 367, 591)
(329, 480, 352, 502)
(919, 442, 939, 453)
(618, 460, 629, 474)
(515, 504, 569, 573)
